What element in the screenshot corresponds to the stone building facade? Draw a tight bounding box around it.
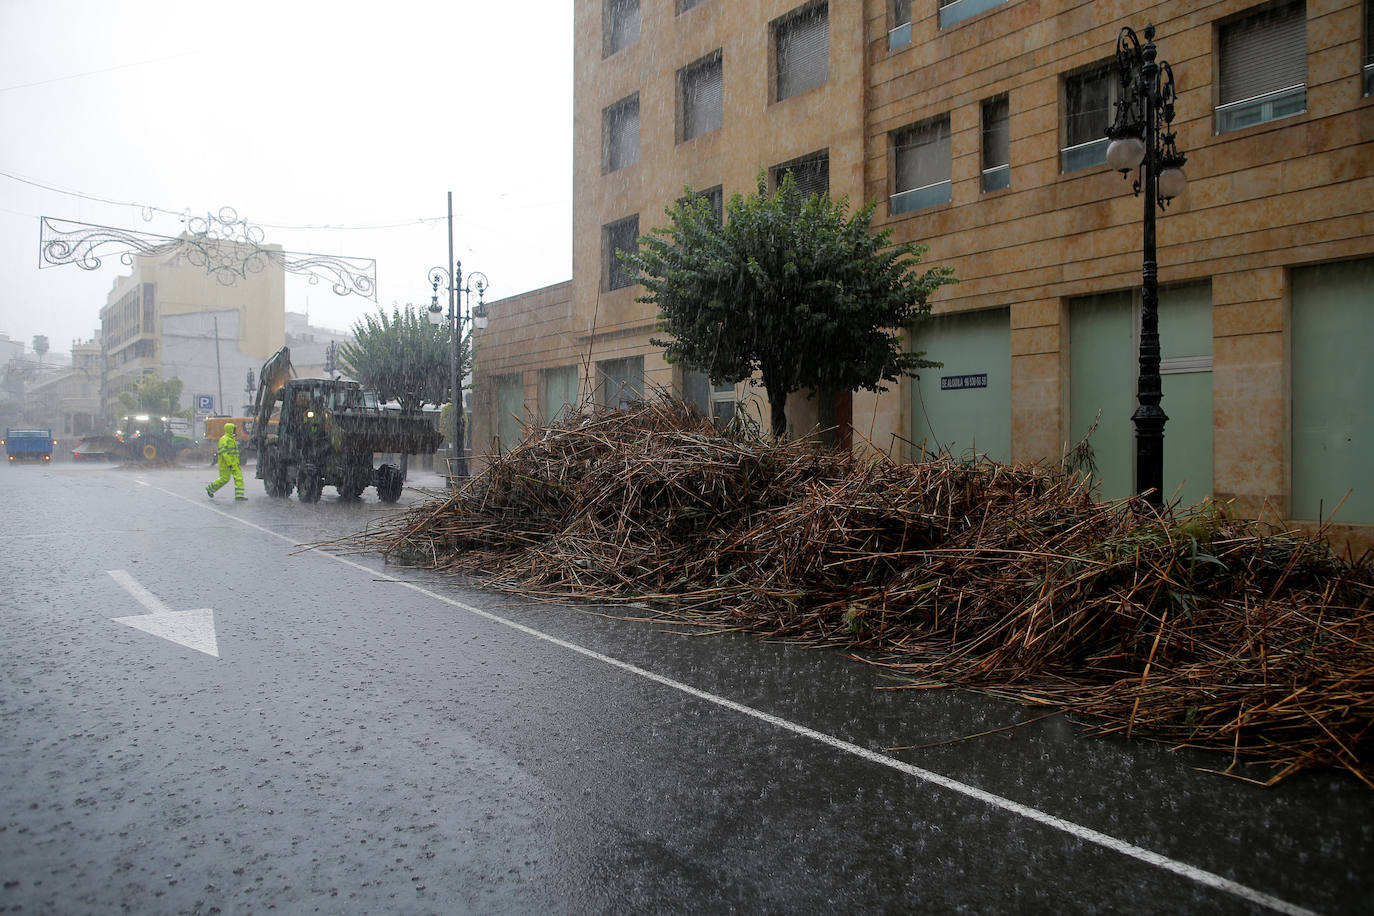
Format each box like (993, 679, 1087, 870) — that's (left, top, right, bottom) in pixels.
(471, 0, 1374, 552)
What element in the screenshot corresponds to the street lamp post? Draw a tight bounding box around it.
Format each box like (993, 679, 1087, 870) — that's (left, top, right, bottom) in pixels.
(426, 194, 489, 483)
(1105, 24, 1188, 511)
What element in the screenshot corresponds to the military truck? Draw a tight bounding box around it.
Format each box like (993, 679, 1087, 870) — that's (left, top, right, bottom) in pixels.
(248, 347, 442, 503)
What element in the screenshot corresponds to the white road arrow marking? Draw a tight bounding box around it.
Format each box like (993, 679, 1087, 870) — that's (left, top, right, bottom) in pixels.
(108, 569, 220, 658)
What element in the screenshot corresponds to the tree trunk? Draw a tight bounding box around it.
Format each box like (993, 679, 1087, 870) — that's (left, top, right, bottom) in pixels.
(769, 391, 787, 439)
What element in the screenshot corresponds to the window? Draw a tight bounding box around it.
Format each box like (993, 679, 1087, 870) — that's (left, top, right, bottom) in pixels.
(602, 215, 640, 291)
(1365, 0, 1374, 94)
(770, 150, 829, 199)
(603, 0, 640, 57)
(493, 373, 525, 452)
(679, 185, 724, 222)
(1062, 61, 1115, 172)
(597, 357, 645, 409)
(980, 96, 1011, 192)
(889, 0, 911, 50)
(891, 116, 951, 214)
(939, 0, 1010, 29)
(773, 2, 828, 102)
(683, 369, 736, 427)
(603, 94, 640, 173)
(679, 51, 723, 142)
(1217, 1, 1306, 132)
(539, 366, 579, 422)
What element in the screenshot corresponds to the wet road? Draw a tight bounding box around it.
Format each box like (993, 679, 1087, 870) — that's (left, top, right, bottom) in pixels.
(1, 462, 1370, 914)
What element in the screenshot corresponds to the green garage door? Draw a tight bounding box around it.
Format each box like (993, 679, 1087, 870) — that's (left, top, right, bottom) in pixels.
(909, 308, 1011, 463)
(494, 373, 525, 453)
(1292, 259, 1374, 523)
(539, 365, 579, 422)
(1069, 285, 1213, 506)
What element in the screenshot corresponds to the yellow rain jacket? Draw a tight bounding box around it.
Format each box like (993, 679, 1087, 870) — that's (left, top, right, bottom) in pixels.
(216, 423, 241, 474)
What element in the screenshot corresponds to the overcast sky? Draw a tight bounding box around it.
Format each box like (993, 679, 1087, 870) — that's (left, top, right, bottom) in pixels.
(0, 0, 574, 357)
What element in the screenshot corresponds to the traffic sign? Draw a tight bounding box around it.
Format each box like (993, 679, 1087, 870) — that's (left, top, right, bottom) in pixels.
(196, 395, 214, 414)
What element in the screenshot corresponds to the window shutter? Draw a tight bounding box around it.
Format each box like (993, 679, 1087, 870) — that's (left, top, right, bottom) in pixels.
(777, 154, 829, 199)
(1065, 64, 1114, 148)
(605, 216, 639, 291)
(682, 54, 723, 140)
(605, 0, 640, 56)
(982, 96, 1010, 170)
(1219, 1, 1306, 103)
(605, 96, 640, 172)
(776, 5, 829, 100)
(895, 118, 950, 192)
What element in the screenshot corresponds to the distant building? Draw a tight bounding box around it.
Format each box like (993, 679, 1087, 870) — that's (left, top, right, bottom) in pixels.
(25, 336, 102, 437)
(101, 239, 285, 421)
(284, 311, 354, 393)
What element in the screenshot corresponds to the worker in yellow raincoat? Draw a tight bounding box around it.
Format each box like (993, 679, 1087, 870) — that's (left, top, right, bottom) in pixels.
(206, 421, 246, 500)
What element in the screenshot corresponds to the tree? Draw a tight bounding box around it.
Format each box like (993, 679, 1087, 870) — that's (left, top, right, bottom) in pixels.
(32, 335, 48, 364)
(623, 173, 955, 437)
(117, 374, 185, 416)
(338, 302, 465, 412)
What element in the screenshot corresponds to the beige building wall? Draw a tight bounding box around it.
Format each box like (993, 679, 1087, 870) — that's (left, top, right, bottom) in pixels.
(476, 0, 1373, 551)
(470, 281, 579, 474)
(572, 0, 866, 415)
(866, 0, 1373, 550)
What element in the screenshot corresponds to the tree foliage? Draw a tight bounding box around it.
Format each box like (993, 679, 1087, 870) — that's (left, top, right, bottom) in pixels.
(117, 374, 185, 416)
(622, 172, 955, 436)
(339, 302, 467, 412)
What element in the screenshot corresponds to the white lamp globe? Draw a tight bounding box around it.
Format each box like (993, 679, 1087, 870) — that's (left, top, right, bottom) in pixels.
(1106, 135, 1145, 172)
(1158, 166, 1188, 200)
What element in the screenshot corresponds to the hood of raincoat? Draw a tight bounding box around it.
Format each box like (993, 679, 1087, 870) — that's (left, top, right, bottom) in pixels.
(223, 422, 235, 436)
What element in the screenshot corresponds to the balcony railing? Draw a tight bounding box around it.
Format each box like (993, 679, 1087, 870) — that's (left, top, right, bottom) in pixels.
(1215, 84, 1306, 133)
(890, 180, 952, 215)
(939, 0, 1008, 28)
(1060, 136, 1108, 173)
(888, 22, 911, 51)
(981, 163, 1010, 192)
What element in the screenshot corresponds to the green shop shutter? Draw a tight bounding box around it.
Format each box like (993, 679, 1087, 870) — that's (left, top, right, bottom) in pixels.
(908, 308, 1011, 464)
(1292, 259, 1374, 523)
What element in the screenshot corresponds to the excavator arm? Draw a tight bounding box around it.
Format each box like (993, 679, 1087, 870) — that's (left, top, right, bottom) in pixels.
(249, 346, 295, 453)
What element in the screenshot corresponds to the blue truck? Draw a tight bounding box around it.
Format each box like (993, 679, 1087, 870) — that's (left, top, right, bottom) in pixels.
(3, 427, 55, 463)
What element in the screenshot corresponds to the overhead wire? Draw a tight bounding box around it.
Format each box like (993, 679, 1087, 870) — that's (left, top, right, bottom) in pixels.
(0, 167, 451, 232)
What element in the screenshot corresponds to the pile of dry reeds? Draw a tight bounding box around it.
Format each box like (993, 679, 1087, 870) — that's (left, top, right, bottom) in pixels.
(360, 399, 1373, 785)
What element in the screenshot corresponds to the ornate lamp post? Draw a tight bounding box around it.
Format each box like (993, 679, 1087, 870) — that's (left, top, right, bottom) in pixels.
(427, 192, 489, 482)
(1105, 24, 1188, 511)
(427, 262, 488, 481)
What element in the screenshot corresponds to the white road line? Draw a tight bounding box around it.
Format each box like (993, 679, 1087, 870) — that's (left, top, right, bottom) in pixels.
(108, 568, 172, 614)
(155, 483, 1321, 916)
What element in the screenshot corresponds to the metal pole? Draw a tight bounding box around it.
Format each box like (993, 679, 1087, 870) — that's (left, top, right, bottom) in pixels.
(447, 192, 462, 482)
(1131, 29, 1167, 510)
(213, 316, 224, 417)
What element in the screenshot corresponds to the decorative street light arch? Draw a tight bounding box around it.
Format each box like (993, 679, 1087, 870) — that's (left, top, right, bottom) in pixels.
(1105, 24, 1188, 511)
(39, 207, 377, 301)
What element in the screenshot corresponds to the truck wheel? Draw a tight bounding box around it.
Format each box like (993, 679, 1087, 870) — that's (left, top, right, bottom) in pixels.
(262, 448, 293, 498)
(140, 441, 160, 461)
(376, 464, 403, 503)
(297, 465, 323, 504)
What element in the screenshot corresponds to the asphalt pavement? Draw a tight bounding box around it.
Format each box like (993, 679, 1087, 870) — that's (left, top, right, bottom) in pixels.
(1, 461, 1370, 915)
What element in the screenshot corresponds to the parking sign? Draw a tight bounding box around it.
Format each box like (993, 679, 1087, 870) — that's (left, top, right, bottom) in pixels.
(196, 395, 214, 414)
